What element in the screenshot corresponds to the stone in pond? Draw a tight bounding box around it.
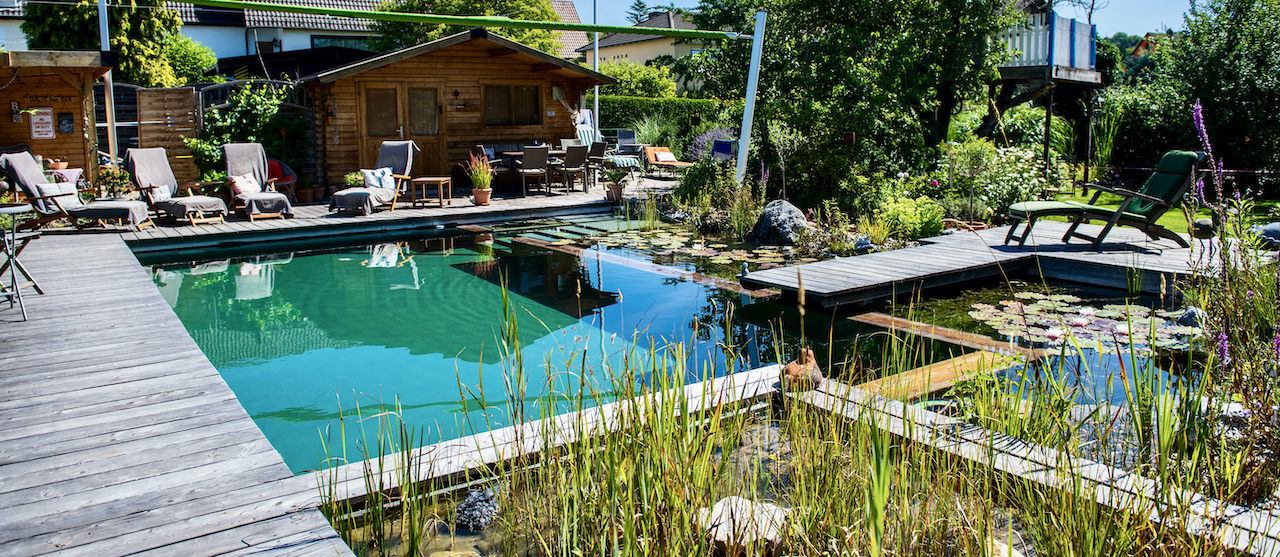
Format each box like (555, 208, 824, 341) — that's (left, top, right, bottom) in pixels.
(750, 200, 810, 245)
(1178, 306, 1207, 328)
(781, 347, 824, 391)
(1250, 221, 1280, 248)
(455, 488, 500, 532)
(695, 496, 790, 554)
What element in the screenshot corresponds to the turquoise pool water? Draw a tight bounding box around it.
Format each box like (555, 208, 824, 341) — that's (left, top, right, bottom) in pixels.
(148, 224, 787, 473)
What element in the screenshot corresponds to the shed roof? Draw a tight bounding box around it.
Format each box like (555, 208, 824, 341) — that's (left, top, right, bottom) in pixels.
(0, 50, 111, 79)
(302, 28, 615, 86)
(575, 10, 696, 52)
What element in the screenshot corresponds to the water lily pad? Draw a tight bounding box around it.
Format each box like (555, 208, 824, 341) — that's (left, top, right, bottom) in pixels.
(1014, 292, 1047, 300)
(1093, 310, 1123, 319)
(1048, 294, 1083, 303)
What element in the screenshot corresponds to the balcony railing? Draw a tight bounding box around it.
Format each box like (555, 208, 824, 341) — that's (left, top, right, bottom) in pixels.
(997, 10, 1095, 70)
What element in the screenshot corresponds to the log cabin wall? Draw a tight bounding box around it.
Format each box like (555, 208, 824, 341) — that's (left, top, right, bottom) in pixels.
(309, 41, 591, 187)
(0, 70, 97, 179)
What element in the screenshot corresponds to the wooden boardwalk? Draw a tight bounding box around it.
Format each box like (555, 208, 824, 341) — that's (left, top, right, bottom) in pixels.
(741, 220, 1199, 307)
(0, 234, 354, 556)
(119, 181, 674, 253)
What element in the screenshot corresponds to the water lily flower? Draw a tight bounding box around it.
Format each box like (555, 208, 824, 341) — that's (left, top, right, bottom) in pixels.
(1045, 327, 1067, 344)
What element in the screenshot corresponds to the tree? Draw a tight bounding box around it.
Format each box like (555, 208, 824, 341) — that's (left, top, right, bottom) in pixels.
(22, 0, 181, 87)
(1061, 0, 1109, 24)
(370, 0, 563, 54)
(627, 0, 650, 24)
(598, 61, 677, 97)
(162, 34, 218, 85)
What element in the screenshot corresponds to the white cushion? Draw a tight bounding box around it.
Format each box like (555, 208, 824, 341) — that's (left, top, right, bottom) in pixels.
(229, 173, 261, 196)
(655, 151, 678, 162)
(34, 182, 82, 210)
(361, 167, 396, 189)
(149, 182, 172, 202)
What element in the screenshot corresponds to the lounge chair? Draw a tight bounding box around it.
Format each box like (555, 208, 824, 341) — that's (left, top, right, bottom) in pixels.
(0, 151, 153, 231)
(1004, 150, 1202, 249)
(223, 143, 293, 221)
(331, 140, 419, 215)
(124, 147, 227, 226)
(644, 146, 693, 178)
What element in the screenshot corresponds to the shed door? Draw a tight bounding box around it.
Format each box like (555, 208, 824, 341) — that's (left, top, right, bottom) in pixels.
(359, 81, 446, 177)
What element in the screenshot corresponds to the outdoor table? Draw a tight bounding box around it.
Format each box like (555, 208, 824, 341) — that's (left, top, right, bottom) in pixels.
(0, 202, 40, 321)
(411, 176, 452, 208)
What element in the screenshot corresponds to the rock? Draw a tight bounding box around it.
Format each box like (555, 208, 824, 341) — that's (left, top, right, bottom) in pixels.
(987, 536, 1026, 557)
(781, 347, 824, 391)
(1177, 306, 1207, 328)
(1192, 217, 1217, 240)
(751, 200, 810, 245)
(695, 496, 790, 553)
(455, 488, 500, 532)
(1251, 221, 1280, 248)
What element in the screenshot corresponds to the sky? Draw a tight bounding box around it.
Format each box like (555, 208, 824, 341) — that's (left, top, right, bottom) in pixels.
(568, 0, 1192, 37)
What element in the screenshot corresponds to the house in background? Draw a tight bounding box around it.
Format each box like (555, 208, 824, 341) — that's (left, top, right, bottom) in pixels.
(574, 10, 706, 65)
(0, 0, 586, 61)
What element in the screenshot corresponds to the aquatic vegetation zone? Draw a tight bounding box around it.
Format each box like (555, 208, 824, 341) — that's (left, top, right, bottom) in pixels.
(315, 293, 1273, 556)
(969, 292, 1202, 352)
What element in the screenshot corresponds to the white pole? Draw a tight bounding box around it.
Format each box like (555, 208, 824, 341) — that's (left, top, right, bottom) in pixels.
(98, 0, 118, 167)
(592, 0, 599, 138)
(734, 11, 766, 186)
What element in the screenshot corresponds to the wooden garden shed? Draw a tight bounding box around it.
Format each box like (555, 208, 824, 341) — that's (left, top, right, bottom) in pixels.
(302, 28, 614, 184)
(0, 51, 109, 179)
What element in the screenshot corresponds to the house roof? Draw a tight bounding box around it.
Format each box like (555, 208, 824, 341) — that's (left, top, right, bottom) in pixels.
(302, 28, 615, 85)
(549, 0, 587, 59)
(575, 10, 695, 52)
(0, 0, 376, 30)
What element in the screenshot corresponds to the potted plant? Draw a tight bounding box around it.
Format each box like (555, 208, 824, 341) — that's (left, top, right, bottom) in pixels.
(46, 157, 68, 170)
(93, 166, 133, 200)
(463, 151, 494, 206)
(603, 168, 629, 202)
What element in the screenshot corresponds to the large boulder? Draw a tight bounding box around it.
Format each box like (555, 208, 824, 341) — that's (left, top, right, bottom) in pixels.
(751, 200, 809, 245)
(695, 496, 790, 553)
(455, 488, 500, 532)
(1251, 221, 1280, 249)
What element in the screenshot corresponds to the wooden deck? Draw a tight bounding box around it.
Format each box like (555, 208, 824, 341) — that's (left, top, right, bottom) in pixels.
(0, 234, 354, 556)
(118, 181, 674, 253)
(741, 220, 1199, 307)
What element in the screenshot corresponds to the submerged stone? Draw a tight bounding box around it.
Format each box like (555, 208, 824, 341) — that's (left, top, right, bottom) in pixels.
(455, 488, 500, 532)
(696, 495, 790, 552)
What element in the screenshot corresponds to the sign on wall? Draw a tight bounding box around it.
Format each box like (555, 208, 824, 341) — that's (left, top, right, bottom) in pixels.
(29, 107, 54, 139)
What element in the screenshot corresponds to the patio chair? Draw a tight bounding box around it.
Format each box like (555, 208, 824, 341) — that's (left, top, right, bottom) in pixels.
(516, 145, 550, 196)
(615, 129, 644, 157)
(331, 140, 419, 215)
(644, 146, 693, 178)
(267, 158, 298, 203)
(559, 138, 582, 149)
(1060, 150, 1202, 249)
(552, 145, 589, 194)
(0, 151, 153, 231)
(711, 139, 738, 162)
(223, 143, 293, 221)
(124, 147, 227, 226)
(1004, 150, 1201, 249)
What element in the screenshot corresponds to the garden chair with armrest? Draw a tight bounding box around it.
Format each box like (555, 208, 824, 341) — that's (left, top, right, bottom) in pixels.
(124, 147, 227, 226)
(516, 145, 550, 196)
(1060, 150, 1202, 249)
(330, 140, 419, 215)
(223, 143, 293, 221)
(0, 151, 153, 231)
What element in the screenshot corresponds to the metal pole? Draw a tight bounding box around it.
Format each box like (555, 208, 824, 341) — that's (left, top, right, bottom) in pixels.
(98, 0, 117, 167)
(734, 11, 766, 186)
(592, 0, 598, 139)
(1042, 86, 1053, 179)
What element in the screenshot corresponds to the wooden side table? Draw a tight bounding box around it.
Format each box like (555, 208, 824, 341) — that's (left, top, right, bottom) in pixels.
(411, 177, 452, 208)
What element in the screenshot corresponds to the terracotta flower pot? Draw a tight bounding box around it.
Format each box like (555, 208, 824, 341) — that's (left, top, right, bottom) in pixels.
(473, 188, 492, 206)
(49, 161, 68, 170)
(297, 188, 313, 203)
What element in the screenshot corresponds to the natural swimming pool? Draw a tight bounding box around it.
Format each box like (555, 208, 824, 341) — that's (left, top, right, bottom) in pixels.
(145, 217, 819, 473)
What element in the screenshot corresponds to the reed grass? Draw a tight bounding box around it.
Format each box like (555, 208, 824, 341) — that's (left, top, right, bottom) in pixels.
(318, 274, 1253, 557)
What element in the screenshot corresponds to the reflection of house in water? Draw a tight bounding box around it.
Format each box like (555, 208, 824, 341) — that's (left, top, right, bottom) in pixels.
(464, 240, 618, 319)
(234, 253, 293, 300)
(189, 323, 362, 368)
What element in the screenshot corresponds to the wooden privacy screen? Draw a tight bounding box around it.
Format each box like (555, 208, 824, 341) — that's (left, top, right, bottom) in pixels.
(136, 87, 200, 183)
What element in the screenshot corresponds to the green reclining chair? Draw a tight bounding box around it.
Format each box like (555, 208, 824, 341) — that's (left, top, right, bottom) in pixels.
(1004, 150, 1202, 249)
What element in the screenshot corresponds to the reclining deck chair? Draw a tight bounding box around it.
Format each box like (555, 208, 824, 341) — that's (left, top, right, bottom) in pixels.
(224, 143, 293, 221)
(124, 147, 227, 226)
(0, 151, 152, 231)
(1004, 150, 1202, 249)
(331, 140, 419, 215)
(644, 146, 693, 177)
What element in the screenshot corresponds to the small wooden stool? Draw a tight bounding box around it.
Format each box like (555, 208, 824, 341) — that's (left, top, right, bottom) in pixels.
(411, 177, 452, 208)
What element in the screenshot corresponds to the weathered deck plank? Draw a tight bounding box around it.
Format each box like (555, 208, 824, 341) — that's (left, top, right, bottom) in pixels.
(0, 234, 354, 556)
(742, 221, 1199, 306)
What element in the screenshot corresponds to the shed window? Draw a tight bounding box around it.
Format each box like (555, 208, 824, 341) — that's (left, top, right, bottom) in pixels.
(484, 85, 540, 126)
(408, 87, 438, 135)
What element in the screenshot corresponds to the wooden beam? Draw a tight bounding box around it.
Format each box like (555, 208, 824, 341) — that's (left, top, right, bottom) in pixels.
(487, 47, 518, 58)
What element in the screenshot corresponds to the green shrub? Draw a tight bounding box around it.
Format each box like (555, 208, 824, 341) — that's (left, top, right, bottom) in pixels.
(589, 94, 741, 136)
(629, 114, 682, 155)
(183, 82, 309, 176)
(674, 159, 738, 210)
(598, 61, 677, 98)
(937, 195, 991, 223)
(876, 196, 944, 241)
